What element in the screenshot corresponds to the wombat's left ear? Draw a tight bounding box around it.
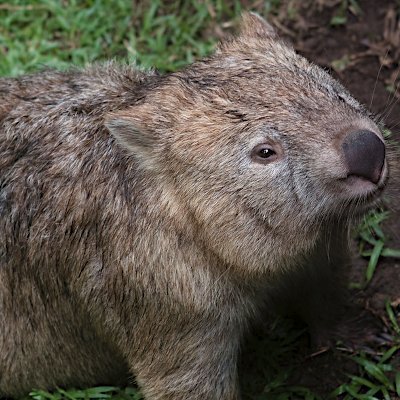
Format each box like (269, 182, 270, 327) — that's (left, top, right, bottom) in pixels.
(239, 12, 277, 39)
(105, 104, 159, 170)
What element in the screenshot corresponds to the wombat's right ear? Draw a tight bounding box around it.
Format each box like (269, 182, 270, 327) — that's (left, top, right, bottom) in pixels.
(238, 12, 277, 40)
(105, 106, 158, 170)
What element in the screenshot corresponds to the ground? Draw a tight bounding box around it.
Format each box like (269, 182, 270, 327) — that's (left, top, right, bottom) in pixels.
(0, 1, 399, 399)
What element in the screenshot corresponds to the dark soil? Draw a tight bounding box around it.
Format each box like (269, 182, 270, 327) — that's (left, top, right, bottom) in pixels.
(239, 0, 400, 398)
(286, 0, 400, 139)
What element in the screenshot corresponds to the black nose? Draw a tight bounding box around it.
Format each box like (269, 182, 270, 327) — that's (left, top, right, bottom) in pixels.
(342, 130, 385, 184)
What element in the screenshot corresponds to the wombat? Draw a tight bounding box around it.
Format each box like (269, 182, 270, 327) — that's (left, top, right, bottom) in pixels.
(0, 12, 390, 400)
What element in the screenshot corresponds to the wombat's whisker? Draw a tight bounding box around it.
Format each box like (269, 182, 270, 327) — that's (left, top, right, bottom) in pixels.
(369, 47, 390, 110)
(386, 118, 400, 131)
(382, 67, 400, 121)
(382, 93, 400, 125)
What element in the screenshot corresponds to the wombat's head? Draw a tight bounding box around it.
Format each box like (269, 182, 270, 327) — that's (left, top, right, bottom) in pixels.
(106, 13, 388, 275)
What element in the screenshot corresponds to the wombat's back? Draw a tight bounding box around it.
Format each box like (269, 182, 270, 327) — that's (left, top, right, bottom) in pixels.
(0, 64, 151, 266)
(0, 64, 154, 395)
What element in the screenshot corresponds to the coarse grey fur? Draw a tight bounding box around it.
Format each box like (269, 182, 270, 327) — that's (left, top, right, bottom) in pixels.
(0, 13, 391, 400)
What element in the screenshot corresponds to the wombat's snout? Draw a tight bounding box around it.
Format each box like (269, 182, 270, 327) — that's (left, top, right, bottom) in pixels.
(342, 130, 386, 184)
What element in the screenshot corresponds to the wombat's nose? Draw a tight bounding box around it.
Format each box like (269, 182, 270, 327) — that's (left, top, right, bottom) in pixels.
(342, 130, 385, 184)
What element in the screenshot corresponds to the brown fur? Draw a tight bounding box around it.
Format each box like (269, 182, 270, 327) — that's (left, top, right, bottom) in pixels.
(0, 13, 392, 399)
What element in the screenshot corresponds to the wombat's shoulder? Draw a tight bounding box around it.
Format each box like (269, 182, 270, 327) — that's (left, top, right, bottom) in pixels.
(0, 62, 158, 120)
(0, 63, 156, 193)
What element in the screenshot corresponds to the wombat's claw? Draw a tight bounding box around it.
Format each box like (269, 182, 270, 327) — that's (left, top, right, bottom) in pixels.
(305, 346, 331, 359)
(334, 331, 395, 354)
(368, 332, 395, 346)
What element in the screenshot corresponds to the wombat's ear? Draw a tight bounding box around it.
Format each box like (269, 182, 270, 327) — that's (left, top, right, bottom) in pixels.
(239, 12, 277, 39)
(105, 106, 158, 169)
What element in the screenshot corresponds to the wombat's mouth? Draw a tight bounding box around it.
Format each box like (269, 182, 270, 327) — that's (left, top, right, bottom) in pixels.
(334, 181, 385, 219)
(333, 176, 386, 221)
(342, 175, 381, 192)
(338, 158, 388, 200)
(337, 173, 387, 211)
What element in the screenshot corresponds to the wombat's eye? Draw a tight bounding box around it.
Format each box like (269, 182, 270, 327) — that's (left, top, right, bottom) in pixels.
(251, 144, 279, 164)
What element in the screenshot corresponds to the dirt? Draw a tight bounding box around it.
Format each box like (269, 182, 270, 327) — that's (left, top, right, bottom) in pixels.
(239, 0, 400, 397)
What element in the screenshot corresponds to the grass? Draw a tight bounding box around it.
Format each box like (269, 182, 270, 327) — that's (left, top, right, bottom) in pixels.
(0, 0, 132, 75)
(354, 209, 400, 288)
(27, 387, 142, 400)
(331, 303, 400, 400)
(1, 0, 399, 399)
(0, 0, 240, 76)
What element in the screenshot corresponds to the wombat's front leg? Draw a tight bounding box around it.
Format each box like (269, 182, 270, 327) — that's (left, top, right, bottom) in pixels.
(292, 225, 351, 346)
(272, 224, 351, 347)
(129, 316, 242, 400)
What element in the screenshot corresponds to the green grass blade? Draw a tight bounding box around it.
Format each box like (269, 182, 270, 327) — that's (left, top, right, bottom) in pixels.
(381, 248, 400, 258)
(366, 240, 384, 282)
(385, 301, 400, 335)
(395, 372, 400, 396)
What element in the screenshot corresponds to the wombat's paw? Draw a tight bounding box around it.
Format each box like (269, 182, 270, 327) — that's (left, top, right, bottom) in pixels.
(309, 311, 382, 352)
